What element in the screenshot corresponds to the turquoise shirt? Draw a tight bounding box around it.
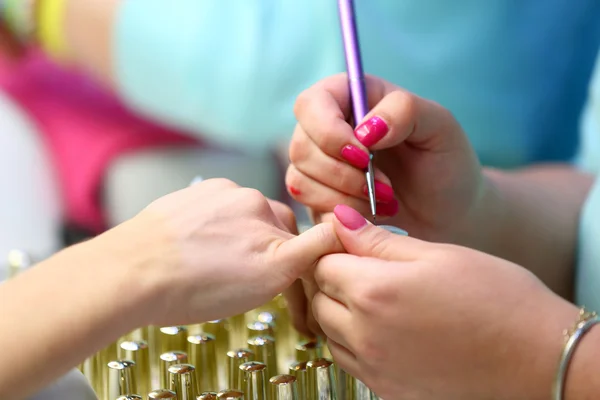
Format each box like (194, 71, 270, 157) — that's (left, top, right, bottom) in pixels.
(576, 50, 600, 311)
(114, 1, 600, 166)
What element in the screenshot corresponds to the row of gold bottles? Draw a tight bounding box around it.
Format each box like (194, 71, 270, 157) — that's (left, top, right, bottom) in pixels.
(79, 295, 380, 400)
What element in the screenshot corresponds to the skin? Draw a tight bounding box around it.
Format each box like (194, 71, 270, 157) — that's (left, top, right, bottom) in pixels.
(0, 178, 343, 399)
(287, 74, 593, 302)
(311, 207, 600, 400)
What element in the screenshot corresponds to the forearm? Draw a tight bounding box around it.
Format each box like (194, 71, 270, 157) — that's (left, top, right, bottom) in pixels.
(478, 165, 593, 298)
(0, 233, 147, 399)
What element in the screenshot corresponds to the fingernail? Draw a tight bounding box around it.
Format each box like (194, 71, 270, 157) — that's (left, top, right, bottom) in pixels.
(376, 199, 399, 217)
(340, 145, 370, 169)
(363, 181, 395, 203)
(355, 116, 388, 147)
(288, 186, 301, 196)
(333, 204, 367, 230)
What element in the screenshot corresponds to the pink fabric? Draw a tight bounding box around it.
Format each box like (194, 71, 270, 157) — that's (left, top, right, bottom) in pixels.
(0, 50, 199, 233)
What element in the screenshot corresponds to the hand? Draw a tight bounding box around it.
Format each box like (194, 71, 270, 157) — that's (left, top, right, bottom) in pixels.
(104, 178, 342, 327)
(311, 205, 578, 400)
(287, 73, 486, 243)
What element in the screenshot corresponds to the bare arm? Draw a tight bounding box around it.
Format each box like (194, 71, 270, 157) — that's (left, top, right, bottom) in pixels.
(0, 229, 148, 399)
(475, 164, 594, 299)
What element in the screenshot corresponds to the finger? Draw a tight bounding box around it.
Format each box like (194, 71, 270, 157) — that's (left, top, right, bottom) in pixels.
(267, 199, 298, 234)
(312, 291, 353, 351)
(327, 339, 360, 378)
(354, 89, 468, 153)
(286, 164, 397, 218)
(314, 253, 389, 305)
(294, 75, 387, 160)
(332, 204, 431, 261)
(303, 280, 325, 336)
(283, 280, 312, 337)
(273, 222, 344, 284)
(289, 126, 394, 203)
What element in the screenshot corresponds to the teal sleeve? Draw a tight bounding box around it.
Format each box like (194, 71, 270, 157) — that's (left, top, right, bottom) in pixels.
(113, 0, 344, 152)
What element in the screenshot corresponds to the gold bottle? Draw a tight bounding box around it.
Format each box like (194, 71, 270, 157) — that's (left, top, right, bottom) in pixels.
(239, 361, 267, 400)
(197, 392, 218, 400)
(295, 339, 321, 363)
(306, 359, 337, 400)
(247, 321, 274, 339)
(227, 313, 247, 348)
(216, 389, 244, 399)
(269, 375, 299, 400)
(105, 360, 138, 399)
(204, 320, 230, 387)
(227, 348, 254, 390)
(159, 351, 188, 389)
(187, 333, 218, 392)
(158, 326, 188, 354)
(119, 340, 150, 398)
(148, 389, 177, 399)
(247, 336, 277, 379)
(288, 362, 307, 400)
(168, 364, 198, 400)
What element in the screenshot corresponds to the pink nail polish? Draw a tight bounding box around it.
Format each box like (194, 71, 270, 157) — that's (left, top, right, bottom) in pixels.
(355, 116, 389, 147)
(363, 181, 395, 203)
(340, 145, 370, 169)
(334, 204, 367, 230)
(377, 199, 399, 217)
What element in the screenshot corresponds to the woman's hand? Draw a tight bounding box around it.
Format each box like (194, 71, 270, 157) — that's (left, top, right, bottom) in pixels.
(106, 178, 342, 327)
(287, 73, 487, 244)
(311, 205, 578, 400)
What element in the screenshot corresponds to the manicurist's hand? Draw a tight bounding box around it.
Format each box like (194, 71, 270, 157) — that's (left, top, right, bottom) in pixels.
(310, 205, 579, 400)
(287, 73, 486, 244)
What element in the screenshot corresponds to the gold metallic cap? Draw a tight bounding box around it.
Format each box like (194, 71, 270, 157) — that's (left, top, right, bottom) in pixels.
(269, 375, 299, 400)
(119, 340, 150, 398)
(148, 389, 177, 399)
(306, 358, 336, 400)
(227, 348, 254, 390)
(159, 351, 188, 389)
(168, 364, 198, 400)
(247, 336, 277, 379)
(288, 362, 307, 400)
(105, 360, 138, 399)
(216, 389, 244, 399)
(187, 333, 218, 393)
(247, 321, 274, 338)
(239, 361, 267, 400)
(197, 392, 218, 400)
(295, 338, 321, 363)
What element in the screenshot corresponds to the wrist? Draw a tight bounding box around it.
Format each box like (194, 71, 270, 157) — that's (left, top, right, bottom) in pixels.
(497, 293, 579, 400)
(82, 219, 173, 329)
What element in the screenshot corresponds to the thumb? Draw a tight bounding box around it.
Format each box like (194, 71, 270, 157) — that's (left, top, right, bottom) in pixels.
(275, 222, 344, 279)
(332, 204, 425, 261)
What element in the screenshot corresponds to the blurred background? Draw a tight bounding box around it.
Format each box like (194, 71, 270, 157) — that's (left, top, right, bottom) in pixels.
(1, 0, 600, 280)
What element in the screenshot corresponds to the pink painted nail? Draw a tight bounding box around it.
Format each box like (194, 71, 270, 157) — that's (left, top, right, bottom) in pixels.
(340, 145, 370, 169)
(334, 204, 367, 230)
(363, 181, 395, 203)
(377, 199, 399, 217)
(355, 116, 389, 147)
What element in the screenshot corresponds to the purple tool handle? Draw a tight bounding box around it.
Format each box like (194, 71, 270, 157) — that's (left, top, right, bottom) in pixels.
(338, 0, 368, 126)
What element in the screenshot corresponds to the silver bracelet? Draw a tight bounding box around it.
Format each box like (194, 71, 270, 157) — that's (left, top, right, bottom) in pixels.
(552, 309, 600, 400)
